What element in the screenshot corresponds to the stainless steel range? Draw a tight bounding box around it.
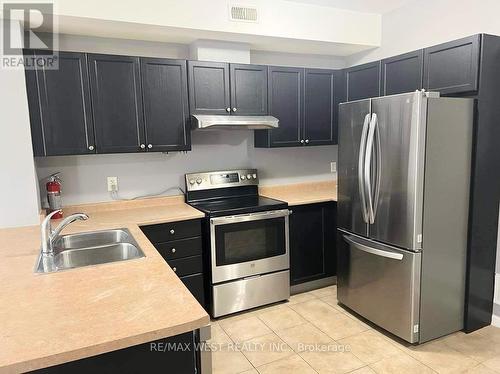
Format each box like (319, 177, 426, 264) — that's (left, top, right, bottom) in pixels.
(185, 169, 290, 318)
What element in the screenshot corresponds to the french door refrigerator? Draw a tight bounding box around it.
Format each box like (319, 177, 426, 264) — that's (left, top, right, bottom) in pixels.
(337, 91, 473, 344)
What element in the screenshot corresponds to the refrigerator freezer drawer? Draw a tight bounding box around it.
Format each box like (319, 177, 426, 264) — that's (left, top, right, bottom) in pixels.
(337, 231, 421, 343)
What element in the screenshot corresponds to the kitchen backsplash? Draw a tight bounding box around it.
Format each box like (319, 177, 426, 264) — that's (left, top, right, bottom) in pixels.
(35, 130, 337, 206)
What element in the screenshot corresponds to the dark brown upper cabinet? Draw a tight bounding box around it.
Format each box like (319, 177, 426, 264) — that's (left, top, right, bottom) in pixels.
(255, 67, 340, 147)
(24, 50, 95, 156)
(229, 63, 268, 115)
(304, 68, 339, 145)
(423, 35, 480, 95)
(345, 61, 381, 101)
(187, 61, 231, 115)
(88, 54, 145, 153)
(381, 50, 423, 96)
(188, 61, 268, 115)
(140, 58, 191, 152)
(255, 66, 304, 147)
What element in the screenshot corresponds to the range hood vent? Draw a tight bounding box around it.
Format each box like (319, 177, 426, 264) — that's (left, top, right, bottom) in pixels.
(191, 115, 279, 130)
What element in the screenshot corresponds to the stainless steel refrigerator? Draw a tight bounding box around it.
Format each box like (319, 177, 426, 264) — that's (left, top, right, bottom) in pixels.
(337, 90, 473, 344)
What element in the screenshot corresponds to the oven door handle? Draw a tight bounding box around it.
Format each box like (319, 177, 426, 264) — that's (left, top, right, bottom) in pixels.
(210, 209, 290, 226)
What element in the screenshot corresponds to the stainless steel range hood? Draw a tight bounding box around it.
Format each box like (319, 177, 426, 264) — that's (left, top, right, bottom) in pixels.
(191, 114, 279, 130)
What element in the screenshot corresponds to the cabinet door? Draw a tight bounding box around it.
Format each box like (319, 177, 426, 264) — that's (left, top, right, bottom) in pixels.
(345, 61, 381, 101)
(88, 54, 145, 153)
(188, 61, 230, 115)
(140, 58, 190, 152)
(423, 35, 480, 94)
(303, 68, 336, 145)
(229, 63, 268, 115)
(25, 51, 95, 156)
(381, 50, 423, 95)
(290, 203, 336, 285)
(255, 66, 304, 147)
(35, 331, 198, 373)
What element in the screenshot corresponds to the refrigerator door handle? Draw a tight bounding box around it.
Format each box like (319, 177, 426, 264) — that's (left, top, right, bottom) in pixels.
(358, 113, 371, 224)
(343, 234, 404, 260)
(373, 114, 382, 222)
(365, 113, 377, 224)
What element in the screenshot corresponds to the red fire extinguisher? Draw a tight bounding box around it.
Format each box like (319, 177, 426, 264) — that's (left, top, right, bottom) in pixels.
(46, 172, 63, 219)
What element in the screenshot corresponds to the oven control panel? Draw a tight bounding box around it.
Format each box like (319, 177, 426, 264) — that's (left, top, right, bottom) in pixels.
(185, 169, 259, 191)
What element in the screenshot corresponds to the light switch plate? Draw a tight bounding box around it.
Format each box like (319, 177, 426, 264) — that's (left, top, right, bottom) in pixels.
(330, 162, 337, 173)
(107, 177, 118, 192)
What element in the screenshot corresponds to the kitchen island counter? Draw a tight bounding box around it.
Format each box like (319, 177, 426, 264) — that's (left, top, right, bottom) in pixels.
(0, 195, 208, 373)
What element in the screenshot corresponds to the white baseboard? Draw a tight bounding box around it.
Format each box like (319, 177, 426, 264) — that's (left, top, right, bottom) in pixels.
(492, 313, 500, 328)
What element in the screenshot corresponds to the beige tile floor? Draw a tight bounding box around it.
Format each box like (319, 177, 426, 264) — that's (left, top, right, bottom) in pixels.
(209, 285, 500, 374)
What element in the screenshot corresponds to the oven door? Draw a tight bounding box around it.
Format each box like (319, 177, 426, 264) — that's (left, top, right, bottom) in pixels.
(210, 209, 290, 284)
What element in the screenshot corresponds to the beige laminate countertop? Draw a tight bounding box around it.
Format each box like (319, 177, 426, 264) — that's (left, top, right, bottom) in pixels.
(0, 195, 209, 373)
(259, 180, 337, 206)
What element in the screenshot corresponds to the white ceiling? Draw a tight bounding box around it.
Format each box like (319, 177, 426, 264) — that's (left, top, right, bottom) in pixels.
(285, 0, 414, 14)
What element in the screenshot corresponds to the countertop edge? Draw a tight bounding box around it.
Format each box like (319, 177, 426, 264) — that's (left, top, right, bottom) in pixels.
(6, 317, 210, 373)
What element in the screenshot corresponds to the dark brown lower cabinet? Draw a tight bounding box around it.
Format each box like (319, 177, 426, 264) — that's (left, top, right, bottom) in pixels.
(140, 219, 207, 311)
(32, 331, 200, 373)
(289, 202, 337, 285)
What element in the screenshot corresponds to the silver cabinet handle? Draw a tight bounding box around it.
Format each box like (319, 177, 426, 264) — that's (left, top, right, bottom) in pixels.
(300, 140, 305, 144)
(232, 107, 237, 112)
(172, 267, 177, 272)
(170, 229, 175, 235)
(88, 145, 94, 151)
(226, 107, 231, 113)
(358, 113, 371, 224)
(343, 235, 403, 260)
(305, 139, 309, 144)
(147, 144, 152, 149)
(365, 113, 377, 224)
(171, 248, 176, 253)
(140, 144, 145, 149)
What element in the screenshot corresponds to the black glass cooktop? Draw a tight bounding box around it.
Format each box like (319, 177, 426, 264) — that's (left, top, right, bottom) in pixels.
(189, 195, 288, 217)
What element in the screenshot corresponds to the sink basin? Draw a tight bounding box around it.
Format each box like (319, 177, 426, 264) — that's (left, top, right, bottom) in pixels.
(35, 228, 145, 273)
(54, 229, 131, 250)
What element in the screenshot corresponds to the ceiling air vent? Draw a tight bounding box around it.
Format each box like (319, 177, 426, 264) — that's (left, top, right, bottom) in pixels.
(229, 5, 258, 22)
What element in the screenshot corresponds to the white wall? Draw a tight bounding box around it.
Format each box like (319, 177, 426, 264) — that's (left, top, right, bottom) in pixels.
(34, 33, 337, 206)
(53, 0, 381, 56)
(0, 20, 40, 227)
(36, 131, 336, 206)
(347, 0, 500, 66)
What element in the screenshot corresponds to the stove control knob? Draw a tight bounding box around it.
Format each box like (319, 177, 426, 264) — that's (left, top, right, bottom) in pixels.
(189, 179, 195, 185)
(252, 173, 257, 179)
(241, 175, 246, 180)
(196, 178, 202, 184)
(247, 174, 252, 180)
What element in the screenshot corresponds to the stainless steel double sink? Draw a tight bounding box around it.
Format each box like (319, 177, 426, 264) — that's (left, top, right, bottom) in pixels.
(35, 228, 145, 273)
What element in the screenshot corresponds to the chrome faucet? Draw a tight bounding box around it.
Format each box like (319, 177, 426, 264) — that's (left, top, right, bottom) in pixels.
(41, 210, 89, 255)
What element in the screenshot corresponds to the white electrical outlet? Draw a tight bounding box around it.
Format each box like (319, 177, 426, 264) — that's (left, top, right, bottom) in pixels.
(107, 177, 118, 192)
(330, 162, 337, 173)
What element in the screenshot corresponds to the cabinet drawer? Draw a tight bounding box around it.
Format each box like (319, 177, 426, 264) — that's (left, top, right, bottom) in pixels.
(140, 219, 201, 243)
(180, 273, 205, 308)
(169, 256, 203, 277)
(155, 237, 202, 261)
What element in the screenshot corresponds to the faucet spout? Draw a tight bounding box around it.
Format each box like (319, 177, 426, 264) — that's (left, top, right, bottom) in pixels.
(50, 213, 89, 241)
(40, 211, 89, 255)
